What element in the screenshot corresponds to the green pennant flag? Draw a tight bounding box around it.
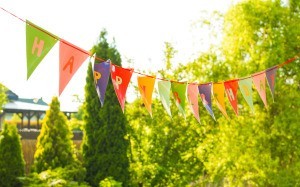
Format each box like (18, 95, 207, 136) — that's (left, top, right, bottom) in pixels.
(157, 80, 172, 117)
(171, 82, 187, 117)
(238, 77, 254, 112)
(26, 20, 58, 79)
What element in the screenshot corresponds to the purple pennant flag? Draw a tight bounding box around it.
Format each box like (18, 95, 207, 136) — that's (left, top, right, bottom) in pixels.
(198, 83, 215, 120)
(266, 66, 278, 101)
(94, 60, 111, 106)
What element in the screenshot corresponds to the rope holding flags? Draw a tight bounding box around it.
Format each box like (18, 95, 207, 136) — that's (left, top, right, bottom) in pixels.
(1, 7, 300, 122)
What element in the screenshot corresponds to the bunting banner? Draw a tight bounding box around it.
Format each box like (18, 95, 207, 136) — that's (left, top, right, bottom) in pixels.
(94, 60, 111, 106)
(266, 66, 278, 101)
(224, 80, 239, 116)
(137, 76, 156, 116)
(238, 77, 254, 112)
(187, 84, 200, 123)
(198, 83, 215, 120)
(157, 80, 172, 117)
(171, 82, 187, 117)
(213, 82, 228, 118)
(110, 64, 133, 112)
(252, 72, 267, 108)
(59, 39, 89, 95)
(26, 20, 58, 79)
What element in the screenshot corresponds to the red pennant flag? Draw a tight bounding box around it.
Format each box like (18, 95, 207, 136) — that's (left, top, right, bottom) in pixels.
(252, 72, 267, 108)
(111, 65, 133, 112)
(59, 39, 89, 95)
(224, 80, 239, 116)
(266, 66, 278, 101)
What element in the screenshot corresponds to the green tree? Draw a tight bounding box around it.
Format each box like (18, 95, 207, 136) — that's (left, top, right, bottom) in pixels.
(0, 123, 25, 187)
(82, 30, 130, 186)
(33, 97, 78, 173)
(0, 83, 7, 111)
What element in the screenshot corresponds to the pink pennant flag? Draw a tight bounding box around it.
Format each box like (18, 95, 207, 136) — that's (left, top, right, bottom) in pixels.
(252, 72, 267, 108)
(59, 39, 89, 95)
(187, 84, 200, 123)
(111, 64, 133, 112)
(224, 80, 239, 116)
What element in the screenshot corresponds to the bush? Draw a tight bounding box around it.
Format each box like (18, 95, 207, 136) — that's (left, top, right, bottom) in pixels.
(99, 177, 122, 187)
(0, 123, 25, 187)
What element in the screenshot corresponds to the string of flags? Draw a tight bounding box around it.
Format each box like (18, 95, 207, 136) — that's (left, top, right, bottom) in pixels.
(1, 7, 299, 122)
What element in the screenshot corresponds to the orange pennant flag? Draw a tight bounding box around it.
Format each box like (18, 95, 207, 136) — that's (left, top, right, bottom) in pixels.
(213, 82, 228, 118)
(59, 39, 89, 95)
(137, 76, 156, 116)
(224, 80, 239, 116)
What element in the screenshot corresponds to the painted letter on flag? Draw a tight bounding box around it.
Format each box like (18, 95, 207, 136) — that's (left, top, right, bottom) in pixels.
(59, 39, 89, 95)
(171, 82, 187, 118)
(111, 64, 133, 112)
(137, 76, 156, 116)
(157, 80, 172, 117)
(94, 60, 111, 106)
(26, 20, 58, 79)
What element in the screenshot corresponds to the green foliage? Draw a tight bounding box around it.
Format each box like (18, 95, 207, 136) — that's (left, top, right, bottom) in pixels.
(82, 30, 130, 186)
(0, 83, 7, 111)
(20, 166, 89, 187)
(33, 97, 79, 173)
(99, 177, 122, 187)
(0, 123, 25, 187)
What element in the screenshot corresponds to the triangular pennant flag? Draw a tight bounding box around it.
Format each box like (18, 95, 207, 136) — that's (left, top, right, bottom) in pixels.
(171, 82, 187, 117)
(213, 82, 228, 118)
(26, 20, 58, 79)
(252, 72, 267, 108)
(224, 80, 239, 116)
(157, 80, 172, 117)
(137, 76, 156, 116)
(238, 77, 254, 112)
(94, 60, 111, 106)
(111, 64, 133, 112)
(59, 39, 89, 95)
(266, 66, 278, 101)
(198, 83, 215, 120)
(187, 84, 200, 123)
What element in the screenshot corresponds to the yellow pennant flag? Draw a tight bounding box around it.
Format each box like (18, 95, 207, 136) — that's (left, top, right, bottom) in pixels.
(213, 82, 228, 118)
(137, 76, 156, 117)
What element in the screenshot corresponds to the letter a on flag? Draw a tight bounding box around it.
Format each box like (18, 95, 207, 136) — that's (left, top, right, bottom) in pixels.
(137, 76, 156, 117)
(157, 80, 172, 117)
(171, 82, 187, 118)
(213, 82, 228, 118)
(26, 20, 58, 79)
(224, 80, 239, 116)
(111, 65, 133, 112)
(59, 39, 89, 95)
(198, 83, 215, 120)
(266, 66, 278, 101)
(187, 84, 200, 123)
(94, 60, 111, 106)
(252, 72, 267, 108)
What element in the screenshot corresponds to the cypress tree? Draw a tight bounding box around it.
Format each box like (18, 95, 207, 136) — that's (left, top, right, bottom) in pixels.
(33, 97, 77, 172)
(0, 123, 25, 187)
(82, 30, 130, 186)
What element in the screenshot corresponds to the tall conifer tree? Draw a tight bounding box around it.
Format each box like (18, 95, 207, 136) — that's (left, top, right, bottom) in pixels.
(33, 97, 77, 172)
(82, 30, 130, 186)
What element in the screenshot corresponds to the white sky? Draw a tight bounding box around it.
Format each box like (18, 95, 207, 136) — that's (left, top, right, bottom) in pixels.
(0, 0, 234, 107)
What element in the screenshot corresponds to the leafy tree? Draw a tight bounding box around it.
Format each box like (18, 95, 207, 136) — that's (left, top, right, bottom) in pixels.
(82, 30, 130, 186)
(0, 123, 25, 187)
(33, 97, 79, 173)
(0, 83, 7, 111)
